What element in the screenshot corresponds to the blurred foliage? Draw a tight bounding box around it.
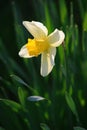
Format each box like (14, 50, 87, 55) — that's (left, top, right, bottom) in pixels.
(0, 0, 87, 130)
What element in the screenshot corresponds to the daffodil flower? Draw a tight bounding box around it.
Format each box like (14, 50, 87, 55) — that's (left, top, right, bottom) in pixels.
(19, 21, 65, 77)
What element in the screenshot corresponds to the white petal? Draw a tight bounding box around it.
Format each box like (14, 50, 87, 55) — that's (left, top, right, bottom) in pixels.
(47, 29, 65, 47)
(32, 21, 48, 36)
(40, 47, 56, 77)
(18, 45, 34, 58)
(23, 21, 48, 40)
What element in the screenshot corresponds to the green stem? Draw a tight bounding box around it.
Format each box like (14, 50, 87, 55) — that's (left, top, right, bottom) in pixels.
(62, 41, 69, 92)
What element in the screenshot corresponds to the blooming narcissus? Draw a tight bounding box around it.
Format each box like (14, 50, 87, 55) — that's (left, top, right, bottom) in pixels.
(19, 21, 65, 77)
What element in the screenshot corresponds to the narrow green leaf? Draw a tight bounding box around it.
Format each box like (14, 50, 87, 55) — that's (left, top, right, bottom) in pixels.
(0, 127, 5, 130)
(0, 99, 30, 130)
(65, 91, 79, 122)
(70, 2, 74, 27)
(18, 87, 27, 106)
(59, 0, 68, 25)
(11, 1, 25, 45)
(40, 123, 50, 130)
(44, 1, 53, 33)
(77, 0, 84, 20)
(0, 99, 21, 112)
(10, 74, 28, 87)
(83, 12, 87, 30)
(74, 126, 86, 130)
(10, 74, 36, 92)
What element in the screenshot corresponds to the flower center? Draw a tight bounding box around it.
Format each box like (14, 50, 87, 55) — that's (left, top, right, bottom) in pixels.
(26, 39, 49, 56)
